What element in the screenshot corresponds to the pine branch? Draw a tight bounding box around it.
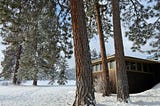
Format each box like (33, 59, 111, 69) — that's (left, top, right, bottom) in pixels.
(130, 0, 138, 16)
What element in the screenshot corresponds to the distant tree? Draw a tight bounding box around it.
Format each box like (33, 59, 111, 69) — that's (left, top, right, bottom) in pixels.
(70, 0, 95, 105)
(12, 45, 22, 84)
(112, 0, 129, 103)
(0, 0, 73, 85)
(66, 68, 76, 80)
(57, 57, 68, 85)
(0, 0, 24, 84)
(0, 44, 22, 85)
(1, 46, 16, 80)
(91, 49, 99, 59)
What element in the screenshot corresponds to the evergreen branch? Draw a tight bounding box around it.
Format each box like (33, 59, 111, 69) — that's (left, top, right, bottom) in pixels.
(57, 0, 69, 9)
(154, 17, 160, 24)
(130, 0, 138, 16)
(134, 0, 143, 8)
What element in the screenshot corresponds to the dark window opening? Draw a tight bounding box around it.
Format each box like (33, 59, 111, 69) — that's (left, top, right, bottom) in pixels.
(143, 63, 148, 72)
(130, 62, 136, 70)
(92, 63, 102, 72)
(137, 63, 142, 71)
(125, 61, 130, 70)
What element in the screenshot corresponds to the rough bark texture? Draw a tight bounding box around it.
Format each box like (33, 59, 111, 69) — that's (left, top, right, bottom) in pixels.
(70, 0, 96, 106)
(94, 1, 110, 96)
(112, 0, 129, 103)
(13, 45, 22, 85)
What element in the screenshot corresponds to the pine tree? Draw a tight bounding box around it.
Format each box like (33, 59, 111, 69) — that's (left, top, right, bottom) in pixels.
(1, 0, 73, 85)
(85, 0, 113, 40)
(57, 57, 68, 85)
(70, 0, 95, 105)
(112, 0, 129, 103)
(121, 0, 160, 59)
(16, 0, 58, 85)
(1, 46, 16, 80)
(0, 0, 24, 84)
(12, 45, 22, 84)
(94, 0, 110, 96)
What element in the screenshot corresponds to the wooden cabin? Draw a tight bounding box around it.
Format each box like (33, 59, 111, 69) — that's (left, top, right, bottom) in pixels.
(92, 55, 160, 93)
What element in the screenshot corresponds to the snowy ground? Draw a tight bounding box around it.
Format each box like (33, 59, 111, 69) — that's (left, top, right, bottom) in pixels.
(0, 80, 160, 106)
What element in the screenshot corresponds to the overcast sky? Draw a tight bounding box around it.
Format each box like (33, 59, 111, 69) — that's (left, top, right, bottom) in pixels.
(0, 31, 151, 70)
(0, 30, 151, 71)
(67, 34, 150, 69)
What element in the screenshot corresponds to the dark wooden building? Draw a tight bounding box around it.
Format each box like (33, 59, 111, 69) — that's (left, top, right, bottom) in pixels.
(92, 55, 160, 93)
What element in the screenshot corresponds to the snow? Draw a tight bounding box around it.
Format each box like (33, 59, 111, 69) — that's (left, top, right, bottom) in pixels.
(0, 81, 160, 106)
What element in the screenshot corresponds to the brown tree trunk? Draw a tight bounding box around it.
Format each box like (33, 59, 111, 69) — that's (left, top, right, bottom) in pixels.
(112, 0, 129, 103)
(94, 1, 110, 96)
(13, 45, 22, 85)
(70, 0, 95, 105)
(33, 69, 38, 86)
(33, 79, 37, 86)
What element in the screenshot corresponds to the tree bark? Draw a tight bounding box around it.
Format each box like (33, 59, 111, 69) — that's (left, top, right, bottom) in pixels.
(33, 68, 38, 86)
(94, 1, 110, 96)
(33, 79, 37, 86)
(13, 45, 22, 85)
(112, 0, 129, 103)
(33, 74, 38, 86)
(70, 0, 95, 105)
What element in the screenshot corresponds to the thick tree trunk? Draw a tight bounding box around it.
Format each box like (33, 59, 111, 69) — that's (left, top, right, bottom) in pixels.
(70, 0, 95, 106)
(13, 45, 22, 85)
(112, 0, 129, 103)
(94, 1, 110, 96)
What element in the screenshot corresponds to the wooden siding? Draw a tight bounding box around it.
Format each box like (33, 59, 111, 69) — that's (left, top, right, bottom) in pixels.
(92, 56, 160, 93)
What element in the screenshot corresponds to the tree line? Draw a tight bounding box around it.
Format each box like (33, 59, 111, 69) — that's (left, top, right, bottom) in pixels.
(0, 0, 159, 106)
(0, 0, 73, 85)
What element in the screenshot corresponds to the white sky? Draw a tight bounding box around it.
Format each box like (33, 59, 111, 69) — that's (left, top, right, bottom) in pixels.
(0, 0, 156, 70)
(0, 30, 151, 70)
(67, 34, 150, 69)
(0, 32, 150, 70)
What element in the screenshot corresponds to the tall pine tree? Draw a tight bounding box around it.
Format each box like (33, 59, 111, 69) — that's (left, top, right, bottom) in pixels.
(70, 0, 96, 105)
(112, 0, 129, 102)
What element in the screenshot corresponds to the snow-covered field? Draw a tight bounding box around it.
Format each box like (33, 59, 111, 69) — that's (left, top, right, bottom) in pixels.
(0, 80, 160, 106)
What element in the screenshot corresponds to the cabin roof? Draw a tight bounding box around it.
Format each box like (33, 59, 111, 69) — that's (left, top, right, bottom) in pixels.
(92, 54, 160, 64)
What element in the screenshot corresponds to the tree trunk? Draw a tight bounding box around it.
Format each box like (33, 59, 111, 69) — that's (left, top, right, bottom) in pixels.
(33, 69, 38, 86)
(13, 45, 22, 85)
(112, 0, 129, 103)
(33, 79, 37, 86)
(70, 0, 95, 105)
(94, 1, 110, 96)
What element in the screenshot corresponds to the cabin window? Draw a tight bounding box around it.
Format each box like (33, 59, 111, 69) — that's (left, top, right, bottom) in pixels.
(130, 62, 136, 70)
(97, 64, 101, 71)
(110, 61, 115, 69)
(125, 61, 130, 70)
(93, 63, 102, 72)
(93, 65, 97, 72)
(137, 63, 142, 71)
(100, 64, 102, 70)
